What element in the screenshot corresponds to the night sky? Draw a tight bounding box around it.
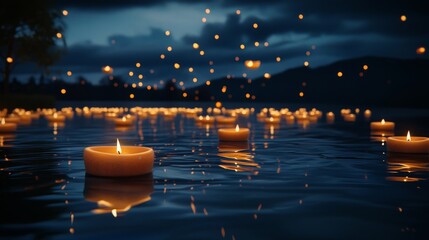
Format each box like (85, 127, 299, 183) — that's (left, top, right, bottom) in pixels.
(14, 0, 429, 87)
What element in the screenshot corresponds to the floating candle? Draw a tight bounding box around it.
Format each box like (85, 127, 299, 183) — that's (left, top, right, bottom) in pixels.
(84, 139, 154, 177)
(343, 113, 356, 122)
(218, 124, 249, 142)
(114, 116, 133, 127)
(326, 112, 335, 123)
(264, 117, 281, 124)
(0, 118, 17, 133)
(196, 115, 215, 124)
(364, 109, 372, 118)
(370, 119, 395, 131)
(215, 116, 236, 125)
(387, 131, 429, 154)
(46, 112, 66, 123)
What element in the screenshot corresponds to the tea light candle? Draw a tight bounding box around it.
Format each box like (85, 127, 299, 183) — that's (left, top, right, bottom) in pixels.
(0, 118, 17, 132)
(84, 139, 154, 177)
(364, 109, 372, 118)
(46, 112, 66, 123)
(370, 119, 395, 131)
(114, 116, 133, 127)
(215, 116, 236, 124)
(343, 113, 356, 122)
(196, 115, 215, 124)
(326, 112, 335, 121)
(218, 124, 249, 142)
(387, 131, 429, 154)
(264, 117, 281, 124)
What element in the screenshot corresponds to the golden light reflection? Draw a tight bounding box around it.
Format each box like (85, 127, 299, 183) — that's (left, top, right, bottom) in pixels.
(218, 142, 259, 174)
(84, 174, 153, 216)
(386, 153, 429, 182)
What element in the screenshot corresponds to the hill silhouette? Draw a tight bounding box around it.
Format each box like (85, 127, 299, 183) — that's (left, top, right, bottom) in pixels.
(2, 56, 428, 108)
(186, 56, 429, 107)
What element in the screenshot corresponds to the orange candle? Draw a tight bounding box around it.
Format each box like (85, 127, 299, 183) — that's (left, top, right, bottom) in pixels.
(84, 139, 154, 177)
(387, 131, 429, 154)
(370, 119, 395, 131)
(264, 117, 281, 124)
(46, 112, 66, 123)
(196, 115, 215, 124)
(343, 113, 356, 122)
(215, 116, 236, 124)
(114, 116, 133, 127)
(218, 124, 249, 142)
(0, 118, 17, 132)
(326, 112, 335, 122)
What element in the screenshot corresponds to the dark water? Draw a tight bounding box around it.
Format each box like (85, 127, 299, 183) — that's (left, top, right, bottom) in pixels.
(1, 103, 429, 240)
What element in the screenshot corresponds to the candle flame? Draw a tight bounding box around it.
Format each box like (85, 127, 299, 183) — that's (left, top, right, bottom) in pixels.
(381, 119, 385, 124)
(199, 115, 203, 120)
(205, 115, 210, 120)
(121, 116, 126, 122)
(406, 131, 411, 141)
(269, 117, 274, 122)
(111, 209, 117, 218)
(235, 124, 239, 132)
(116, 138, 122, 154)
(1, 118, 4, 125)
(53, 112, 58, 118)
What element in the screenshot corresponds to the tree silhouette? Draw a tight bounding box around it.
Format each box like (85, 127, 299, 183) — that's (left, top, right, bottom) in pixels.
(0, 0, 66, 94)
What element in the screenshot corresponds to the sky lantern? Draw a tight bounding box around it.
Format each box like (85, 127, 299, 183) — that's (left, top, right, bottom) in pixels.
(244, 60, 261, 69)
(102, 65, 113, 74)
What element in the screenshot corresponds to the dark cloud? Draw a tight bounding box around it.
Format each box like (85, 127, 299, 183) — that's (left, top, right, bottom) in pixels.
(57, 0, 202, 10)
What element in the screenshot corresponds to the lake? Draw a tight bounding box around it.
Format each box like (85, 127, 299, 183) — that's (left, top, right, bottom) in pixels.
(1, 102, 428, 239)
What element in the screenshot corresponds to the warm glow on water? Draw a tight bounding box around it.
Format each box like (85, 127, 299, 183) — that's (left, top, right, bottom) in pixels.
(1, 103, 428, 239)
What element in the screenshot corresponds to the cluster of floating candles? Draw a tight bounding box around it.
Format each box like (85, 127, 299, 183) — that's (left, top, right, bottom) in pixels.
(2, 106, 427, 180)
(367, 118, 428, 154)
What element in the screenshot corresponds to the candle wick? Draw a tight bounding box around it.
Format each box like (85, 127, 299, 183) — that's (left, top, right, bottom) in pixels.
(118, 151, 121, 154)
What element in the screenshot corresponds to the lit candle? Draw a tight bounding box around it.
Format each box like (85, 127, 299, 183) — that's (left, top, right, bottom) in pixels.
(343, 113, 356, 122)
(218, 124, 249, 142)
(264, 117, 281, 124)
(364, 109, 372, 118)
(0, 118, 17, 132)
(114, 116, 133, 127)
(84, 139, 154, 177)
(370, 119, 395, 131)
(5, 115, 20, 123)
(387, 131, 429, 154)
(215, 116, 236, 125)
(196, 115, 215, 124)
(46, 112, 66, 123)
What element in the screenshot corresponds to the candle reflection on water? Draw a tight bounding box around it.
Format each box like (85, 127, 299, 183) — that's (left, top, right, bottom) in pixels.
(218, 142, 259, 174)
(84, 174, 154, 217)
(386, 153, 429, 182)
